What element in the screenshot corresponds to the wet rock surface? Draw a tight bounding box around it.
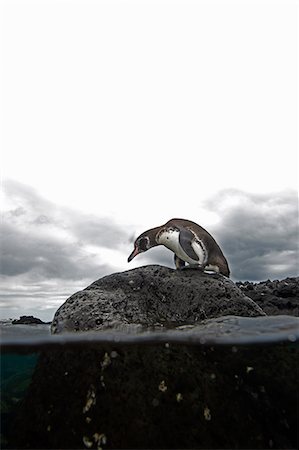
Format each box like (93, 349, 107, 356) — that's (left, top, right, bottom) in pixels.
(9, 267, 299, 449)
(236, 277, 299, 316)
(51, 265, 265, 334)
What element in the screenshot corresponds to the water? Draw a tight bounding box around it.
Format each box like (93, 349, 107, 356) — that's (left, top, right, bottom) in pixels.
(1, 353, 38, 446)
(1, 322, 51, 448)
(1, 316, 298, 449)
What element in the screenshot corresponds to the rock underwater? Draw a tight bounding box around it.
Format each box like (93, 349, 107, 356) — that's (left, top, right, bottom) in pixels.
(11, 265, 298, 449)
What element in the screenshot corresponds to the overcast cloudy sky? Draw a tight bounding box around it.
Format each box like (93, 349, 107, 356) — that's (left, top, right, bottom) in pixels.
(1, 0, 298, 320)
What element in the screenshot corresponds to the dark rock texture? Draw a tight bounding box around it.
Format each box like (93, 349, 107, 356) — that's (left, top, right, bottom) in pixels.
(9, 267, 299, 449)
(12, 316, 47, 325)
(236, 277, 299, 316)
(51, 265, 265, 334)
(11, 343, 298, 449)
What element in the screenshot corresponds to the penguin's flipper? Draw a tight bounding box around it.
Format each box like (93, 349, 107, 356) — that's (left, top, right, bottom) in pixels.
(178, 228, 199, 261)
(174, 254, 186, 269)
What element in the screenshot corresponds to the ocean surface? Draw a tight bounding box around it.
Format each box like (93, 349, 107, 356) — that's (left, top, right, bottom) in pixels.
(1, 316, 298, 449)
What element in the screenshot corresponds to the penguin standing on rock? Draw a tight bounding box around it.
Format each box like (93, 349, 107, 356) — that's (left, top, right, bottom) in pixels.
(128, 218, 230, 277)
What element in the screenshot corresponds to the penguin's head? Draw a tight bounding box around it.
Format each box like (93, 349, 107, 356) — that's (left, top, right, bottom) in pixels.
(127, 228, 159, 262)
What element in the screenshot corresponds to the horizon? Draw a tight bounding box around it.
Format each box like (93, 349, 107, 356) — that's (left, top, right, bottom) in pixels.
(1, 0, 298, 321)
(1, 270, 299, 323)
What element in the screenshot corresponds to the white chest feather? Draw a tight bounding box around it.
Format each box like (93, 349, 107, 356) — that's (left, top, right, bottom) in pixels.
(157, 229, 207, 265)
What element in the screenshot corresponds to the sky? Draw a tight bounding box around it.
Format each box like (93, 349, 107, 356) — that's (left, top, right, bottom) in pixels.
(1, 0, 298, 321)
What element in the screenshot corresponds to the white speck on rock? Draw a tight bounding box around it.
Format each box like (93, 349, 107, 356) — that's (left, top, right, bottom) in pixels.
(158, 380, 167, 392)
(82, 436, 93, 448)
(204, 406, 211, 421)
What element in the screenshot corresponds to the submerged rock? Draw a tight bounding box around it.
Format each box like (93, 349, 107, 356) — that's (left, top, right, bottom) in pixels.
(51, 265, 265, 334)
(11, 342, 298, 449)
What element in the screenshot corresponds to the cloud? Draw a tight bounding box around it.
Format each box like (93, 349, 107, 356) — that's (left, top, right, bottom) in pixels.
(1, 181, 298, 320)
(1, 179, 134, 319)
(1, 221, 104, 279)
(71, 215, 129, 249)
(3, 182, 297, 283)
(2, 179, 131, 280)
(204, 189, 298, 281)
(127, 189, 298, 282)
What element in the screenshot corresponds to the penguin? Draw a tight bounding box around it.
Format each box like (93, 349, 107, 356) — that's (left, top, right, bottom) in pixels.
(128, 218, 230, 277)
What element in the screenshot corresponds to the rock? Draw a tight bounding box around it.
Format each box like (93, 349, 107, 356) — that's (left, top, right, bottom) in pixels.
(51, 265, 265, 334)
(12, 316, 47, 325)
(10, 267, 298, 449)
(236, 277, 299, 316)
(10, 342, 298, 449)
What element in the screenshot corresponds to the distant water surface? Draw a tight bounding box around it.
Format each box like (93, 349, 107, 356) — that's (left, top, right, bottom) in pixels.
(1, 315, 298, 351)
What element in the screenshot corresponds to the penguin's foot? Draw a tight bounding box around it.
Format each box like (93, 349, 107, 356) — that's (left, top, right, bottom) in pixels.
(174, 254, 186, 270)
(180, 264, 203, 270)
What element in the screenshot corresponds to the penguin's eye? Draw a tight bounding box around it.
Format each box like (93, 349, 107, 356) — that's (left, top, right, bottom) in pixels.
(138, 238, 148, 251)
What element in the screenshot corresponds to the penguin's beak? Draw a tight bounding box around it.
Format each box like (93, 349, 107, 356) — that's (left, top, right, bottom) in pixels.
(128, 246, 139, 262)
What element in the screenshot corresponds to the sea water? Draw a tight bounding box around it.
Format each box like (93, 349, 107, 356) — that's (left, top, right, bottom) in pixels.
(1, 316, 298, 449)
(1, 322, 51, 448)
